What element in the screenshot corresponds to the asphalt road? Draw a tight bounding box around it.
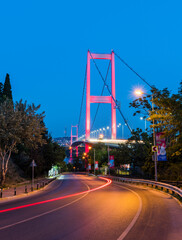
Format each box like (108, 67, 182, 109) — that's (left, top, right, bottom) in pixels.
(0, 174, 181, 240)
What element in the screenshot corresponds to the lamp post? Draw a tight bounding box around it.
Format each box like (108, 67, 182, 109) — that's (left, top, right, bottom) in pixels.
(122, 125, 124, 139)
(106, 126, 109, 138)
(103, 127, 106, 137)
(93, 148, 95, 175)
(108, 145, 110, 175)
(89, 146, 96, 175)
(140, 117, 147, 131)
(151, 94, 158, 181)
(134, 89, 157, 181)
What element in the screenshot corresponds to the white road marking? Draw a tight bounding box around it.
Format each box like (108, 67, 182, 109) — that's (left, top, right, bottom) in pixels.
(0, 180, 90, 231)
(116, 184, 143, 240)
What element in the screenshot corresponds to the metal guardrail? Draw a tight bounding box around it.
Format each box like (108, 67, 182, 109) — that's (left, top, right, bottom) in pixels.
(106, 176, 182, 201)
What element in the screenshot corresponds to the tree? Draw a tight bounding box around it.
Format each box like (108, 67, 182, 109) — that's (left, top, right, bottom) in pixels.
(3, 73, 13, 101)
(149, 85, 182, 159)
(0, 100, 46, 185)
(110, 129, 152, 177)
(0, 82, 3, 103)
(129, 82, 182, 180)
(88, 143, 108, 168)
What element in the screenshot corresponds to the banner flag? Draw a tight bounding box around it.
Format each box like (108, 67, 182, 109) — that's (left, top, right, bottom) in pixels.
(109, 155, 115, 168)
(95, 161, 98, 170)
(156, 132, 167, 161)
(88, 163, 91, 170)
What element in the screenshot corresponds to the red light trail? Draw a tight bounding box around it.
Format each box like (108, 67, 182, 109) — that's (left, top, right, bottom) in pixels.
(0, 177, 112, 213)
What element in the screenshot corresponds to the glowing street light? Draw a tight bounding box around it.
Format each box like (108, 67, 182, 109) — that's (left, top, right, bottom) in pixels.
(88, 146, 96, 175)
(99, 134, 104, 139)
(134, 89, 144, 96)
(134, 88, 157, 181)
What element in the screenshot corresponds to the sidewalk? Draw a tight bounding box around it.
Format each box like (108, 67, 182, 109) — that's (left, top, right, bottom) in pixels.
(0, 176, 57, 201)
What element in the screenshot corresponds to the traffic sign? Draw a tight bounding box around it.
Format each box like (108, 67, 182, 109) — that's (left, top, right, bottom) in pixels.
(30, 160, 37, 167)
(152, 146, 158, 152)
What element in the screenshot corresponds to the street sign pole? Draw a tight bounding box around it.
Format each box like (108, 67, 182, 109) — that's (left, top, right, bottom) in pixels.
(108, 145, 110, 175)
(94, 149, 95, 175)
(32, 160, 34, 191)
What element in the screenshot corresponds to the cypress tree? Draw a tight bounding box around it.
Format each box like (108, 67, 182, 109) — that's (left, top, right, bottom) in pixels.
(3, 73, 13, 101)
(0, 82, 3, 103)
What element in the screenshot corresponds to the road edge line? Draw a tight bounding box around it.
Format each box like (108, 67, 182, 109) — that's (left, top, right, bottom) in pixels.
(116, 184, 142, 240)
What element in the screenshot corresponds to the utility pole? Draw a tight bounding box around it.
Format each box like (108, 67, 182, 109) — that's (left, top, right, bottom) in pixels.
(32, 160, 34, 191)
(94, 148, 95, 175)
(152, 95, 158, 181)
(108, 145, 110, 175)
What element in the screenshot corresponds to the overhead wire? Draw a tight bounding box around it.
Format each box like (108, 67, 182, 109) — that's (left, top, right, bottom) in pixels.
(90, 61, 111, 131)
(89, 51, 133, 133)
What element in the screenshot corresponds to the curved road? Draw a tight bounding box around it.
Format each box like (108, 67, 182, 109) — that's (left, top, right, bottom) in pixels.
(0, 174, 181, 240)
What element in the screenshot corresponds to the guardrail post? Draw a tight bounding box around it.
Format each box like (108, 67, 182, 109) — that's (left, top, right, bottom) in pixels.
(109, 176, 182, 201)
(14, 187, 16, 196)
(0, 188, 2, 198)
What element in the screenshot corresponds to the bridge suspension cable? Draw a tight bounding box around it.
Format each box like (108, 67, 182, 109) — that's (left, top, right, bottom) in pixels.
(89, 51, 133, 133)
(90, 61, 111, 132)
(78, 64, 87, 133)
(114, 52, 153, 89)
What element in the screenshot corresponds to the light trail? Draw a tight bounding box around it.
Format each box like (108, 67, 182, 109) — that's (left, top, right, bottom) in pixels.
(0, 177, 112, 213)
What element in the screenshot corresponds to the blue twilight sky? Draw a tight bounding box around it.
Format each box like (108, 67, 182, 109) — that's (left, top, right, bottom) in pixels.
(0, 0, 182, 138)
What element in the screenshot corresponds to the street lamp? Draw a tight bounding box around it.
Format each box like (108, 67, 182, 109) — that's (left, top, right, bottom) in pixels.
(99, 134, 104, 139)
(140, 117, 147, 131)
(134, 88, 158, 181)
(89, 146, 96, 175)
(106, 126, 110, 139)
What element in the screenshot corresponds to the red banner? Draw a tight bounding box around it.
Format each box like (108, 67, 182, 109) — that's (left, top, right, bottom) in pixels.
(95, 161, 98, 170)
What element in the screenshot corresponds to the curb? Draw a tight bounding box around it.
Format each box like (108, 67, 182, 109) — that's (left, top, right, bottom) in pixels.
(0, 176, 60, 203)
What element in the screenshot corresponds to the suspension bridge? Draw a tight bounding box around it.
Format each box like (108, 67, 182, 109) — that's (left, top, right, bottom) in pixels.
(69, 50, 149, 159)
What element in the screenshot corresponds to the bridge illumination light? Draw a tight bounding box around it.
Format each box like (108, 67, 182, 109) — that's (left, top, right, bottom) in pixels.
(99, 134, 104, 139)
